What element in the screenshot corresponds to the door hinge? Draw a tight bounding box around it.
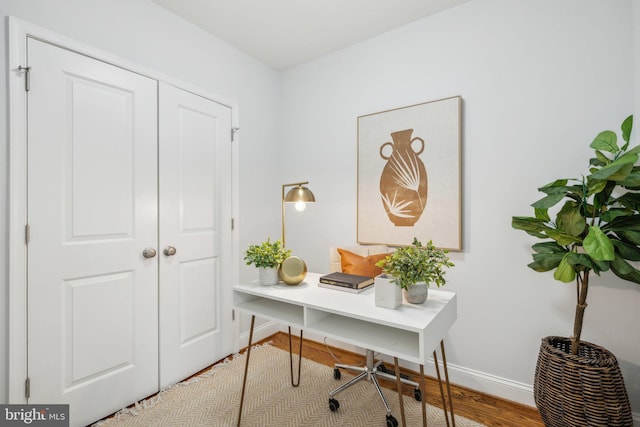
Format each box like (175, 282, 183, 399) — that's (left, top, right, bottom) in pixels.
(231, 127, 239, 142)
(231, 218, 235, 230)
(25, 377, 30, 399)
(18, 65, 31, 92)
(232, 309, 235, 321)
(25, 224, 30, 245)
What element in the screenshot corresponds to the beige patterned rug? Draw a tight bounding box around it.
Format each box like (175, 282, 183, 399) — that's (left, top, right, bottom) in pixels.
(95, 344, 485, 426)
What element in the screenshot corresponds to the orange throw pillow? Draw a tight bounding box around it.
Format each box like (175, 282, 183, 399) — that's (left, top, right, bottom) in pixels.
(337, 248, 388, 278)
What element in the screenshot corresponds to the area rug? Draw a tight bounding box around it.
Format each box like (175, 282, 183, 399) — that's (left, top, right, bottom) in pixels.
(95, 344, 485, 426)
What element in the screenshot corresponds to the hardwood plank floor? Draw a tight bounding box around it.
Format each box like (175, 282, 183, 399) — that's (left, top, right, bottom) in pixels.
(260, 332, 544, 427)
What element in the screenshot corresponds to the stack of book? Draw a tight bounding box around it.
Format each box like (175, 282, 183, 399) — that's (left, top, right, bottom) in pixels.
(318, 272, 374, 293)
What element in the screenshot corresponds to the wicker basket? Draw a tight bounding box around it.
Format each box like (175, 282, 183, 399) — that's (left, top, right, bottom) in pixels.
(534, 336, 633, 427)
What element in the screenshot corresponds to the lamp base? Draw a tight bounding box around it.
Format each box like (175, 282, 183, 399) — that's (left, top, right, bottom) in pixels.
(279, 256, 307, 285)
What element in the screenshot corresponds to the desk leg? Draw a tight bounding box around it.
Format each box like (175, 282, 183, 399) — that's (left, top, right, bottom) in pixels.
(288, 326, 303, 387)
(393, 357, 406, 427)
(419, 364, 427, 427)
(433, 340, 456, 427)
(433, 350, 450, 427)
(440, 340, 456, 427)
(236, 314, 255, 427)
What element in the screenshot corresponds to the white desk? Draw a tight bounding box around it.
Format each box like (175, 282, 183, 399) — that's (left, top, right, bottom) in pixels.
(233, 272, 458, 426)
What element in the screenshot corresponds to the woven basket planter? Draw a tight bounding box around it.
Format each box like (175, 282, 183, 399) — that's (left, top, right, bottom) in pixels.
(534, 336, 633, 427)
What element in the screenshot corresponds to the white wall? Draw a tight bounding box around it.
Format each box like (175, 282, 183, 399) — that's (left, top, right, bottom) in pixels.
(281, 0, 640, 412)
(0, 0, 282, 403)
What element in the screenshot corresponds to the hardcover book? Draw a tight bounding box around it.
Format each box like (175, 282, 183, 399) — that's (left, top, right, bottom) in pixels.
(318, 281, 373, 294)
(318, 272, 374, 289)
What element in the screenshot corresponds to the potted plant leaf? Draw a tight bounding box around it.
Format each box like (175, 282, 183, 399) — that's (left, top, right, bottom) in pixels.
(244, 238, 291, 285)
(375, 237, 454, 305)
(511, 115, 636, 426)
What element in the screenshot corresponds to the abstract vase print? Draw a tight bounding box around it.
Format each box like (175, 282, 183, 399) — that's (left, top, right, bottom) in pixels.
(379, 129, 428, 226)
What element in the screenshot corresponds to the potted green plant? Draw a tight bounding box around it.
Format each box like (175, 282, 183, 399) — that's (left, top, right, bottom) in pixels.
(375, 237, 454, 304)
(244, 238, 291, 285)
(511, 115, 636, 426)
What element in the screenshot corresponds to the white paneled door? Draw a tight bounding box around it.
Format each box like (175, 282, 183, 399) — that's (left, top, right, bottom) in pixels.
(25, 38, 233, 426)
(158, 83, 233, 387)
(26, 38, 159, 426)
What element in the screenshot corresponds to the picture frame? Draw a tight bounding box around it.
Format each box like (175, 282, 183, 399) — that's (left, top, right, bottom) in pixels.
(357, 96, 462, 250)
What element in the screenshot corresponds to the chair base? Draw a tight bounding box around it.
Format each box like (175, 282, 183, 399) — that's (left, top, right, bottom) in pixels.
(329, 349, 420, 417)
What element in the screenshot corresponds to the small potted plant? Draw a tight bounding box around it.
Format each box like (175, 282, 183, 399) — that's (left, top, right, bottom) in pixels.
(375, 237, 454, 305)
(244, 238, 291, 285)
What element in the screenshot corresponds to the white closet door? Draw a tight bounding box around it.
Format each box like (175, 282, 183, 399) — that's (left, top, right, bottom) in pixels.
(26, 38, 159, 426)
(158, 83, 233, 387)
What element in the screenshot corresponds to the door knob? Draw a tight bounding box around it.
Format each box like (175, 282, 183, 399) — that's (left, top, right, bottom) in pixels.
(142, 248, 157, 258)
(163, 246, 177, 256)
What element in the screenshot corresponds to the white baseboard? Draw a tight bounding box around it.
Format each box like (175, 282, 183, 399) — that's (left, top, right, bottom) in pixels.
(435, 358, 535, 407)
(236, 320, 280, 350)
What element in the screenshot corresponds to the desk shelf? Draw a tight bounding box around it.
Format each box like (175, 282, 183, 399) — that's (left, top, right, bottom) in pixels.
(306, 308, 420, 361)
(234, 295, 304, 328)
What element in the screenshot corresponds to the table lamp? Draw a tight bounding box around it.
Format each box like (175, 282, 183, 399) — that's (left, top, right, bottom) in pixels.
(280, 181, 315, 285)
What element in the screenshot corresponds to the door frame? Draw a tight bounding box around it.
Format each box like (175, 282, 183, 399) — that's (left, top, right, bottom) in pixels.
(7, 16, 240, 403)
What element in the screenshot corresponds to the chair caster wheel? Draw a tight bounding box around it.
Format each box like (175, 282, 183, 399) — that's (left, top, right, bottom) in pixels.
(414, 388, 422, 401)
(329, 398, 340, 412)
(386, 414, 398, 427)
(333, 368, 341, 380)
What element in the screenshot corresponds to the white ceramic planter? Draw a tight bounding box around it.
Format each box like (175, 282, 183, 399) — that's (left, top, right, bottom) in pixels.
(258, 267, 279, 286)
(374, 274, 402, 309)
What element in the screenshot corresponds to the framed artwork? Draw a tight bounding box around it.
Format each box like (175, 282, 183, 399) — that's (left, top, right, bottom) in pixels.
(357, 96, 462, 250)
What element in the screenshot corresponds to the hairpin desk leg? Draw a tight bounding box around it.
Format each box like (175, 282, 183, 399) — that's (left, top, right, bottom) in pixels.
(394, 357, 407, 427)
(419, 364, 427, 426)
(433, 350, 450, 427)
(236, 315, 255, 427)
(433, 340, 456, 427)
(440, 340, 456, 427)
(288, 326, 303, 387)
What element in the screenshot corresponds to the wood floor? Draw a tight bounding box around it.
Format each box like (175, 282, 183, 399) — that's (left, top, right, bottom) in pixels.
(260, 332, 544, 427)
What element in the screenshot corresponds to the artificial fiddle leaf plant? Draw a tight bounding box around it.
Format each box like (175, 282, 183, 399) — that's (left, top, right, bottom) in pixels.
(511, 115, 640, 354)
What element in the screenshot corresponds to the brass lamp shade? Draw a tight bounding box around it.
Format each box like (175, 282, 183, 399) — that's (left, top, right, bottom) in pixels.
(284, 185, 316, 203)
(281, 181, 316, 248)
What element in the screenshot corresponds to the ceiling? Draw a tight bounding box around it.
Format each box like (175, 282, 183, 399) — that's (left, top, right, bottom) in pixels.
(150, 0, 471, 70)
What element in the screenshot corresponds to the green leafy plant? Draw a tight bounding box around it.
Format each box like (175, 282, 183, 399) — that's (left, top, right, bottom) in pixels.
(512, 115, 640, 354)
(375, 237, 454, 289)
(243, 238, 291, 269)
